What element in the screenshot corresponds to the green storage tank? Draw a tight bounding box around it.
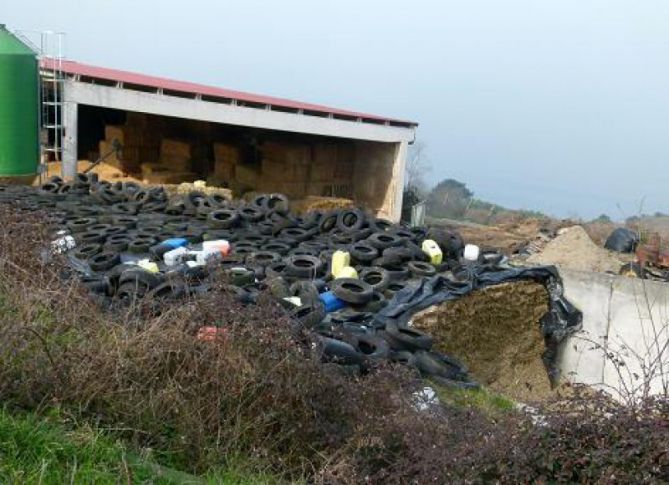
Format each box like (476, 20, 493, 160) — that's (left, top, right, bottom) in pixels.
(0, 24, 39, 176)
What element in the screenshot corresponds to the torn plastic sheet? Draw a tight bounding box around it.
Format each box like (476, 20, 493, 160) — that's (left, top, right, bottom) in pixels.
(373, 264, 583, 387)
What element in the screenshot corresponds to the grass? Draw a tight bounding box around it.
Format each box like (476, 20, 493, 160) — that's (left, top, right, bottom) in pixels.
(430, 382, 515, 416)
(0, 408, 279, 484)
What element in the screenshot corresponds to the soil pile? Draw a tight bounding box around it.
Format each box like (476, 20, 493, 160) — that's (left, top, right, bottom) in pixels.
(527, 225, 623, 273)
(412, 281, 558, 402)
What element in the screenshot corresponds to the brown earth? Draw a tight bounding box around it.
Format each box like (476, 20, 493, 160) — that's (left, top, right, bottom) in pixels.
(527, 225, 625, 273)
(412, 280, 568, 403)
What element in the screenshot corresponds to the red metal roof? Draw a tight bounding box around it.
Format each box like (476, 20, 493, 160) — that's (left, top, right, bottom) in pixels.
(41, 58, 417, 127)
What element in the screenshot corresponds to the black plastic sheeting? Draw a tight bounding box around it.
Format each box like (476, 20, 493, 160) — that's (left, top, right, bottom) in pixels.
(374, 264, 583, 386)
(604, 227, 639, 253)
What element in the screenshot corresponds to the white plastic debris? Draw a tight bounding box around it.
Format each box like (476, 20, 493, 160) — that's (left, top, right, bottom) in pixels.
(164, 246, 190, 266)
(283, 296, 302, 307)
(463, 244, 480, 262)
(412, 386, 440, 412)
(202, 239, 230, 255)
(51, 235, 76, 254)
(195, 248, 224, 265)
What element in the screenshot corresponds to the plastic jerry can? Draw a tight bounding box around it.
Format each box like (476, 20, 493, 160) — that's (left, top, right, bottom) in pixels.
(336, 266, 358, 279)
(202, 239, 231, 255)
(137, 259, 160, 273)
(421, 239, 443, 265)
(319, 291, 346, 313)
(164, 246, 190, 266)
(331, 250, 351, 278)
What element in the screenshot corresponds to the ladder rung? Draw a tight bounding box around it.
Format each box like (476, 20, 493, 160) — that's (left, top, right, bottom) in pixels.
(43, 101, 62, 106)
(43, 124, 62, 129)
(43, 148, 62, 152)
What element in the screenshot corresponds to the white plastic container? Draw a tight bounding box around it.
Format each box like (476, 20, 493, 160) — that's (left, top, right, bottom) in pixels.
(164, 246, 190, 266)
(202, 239, 231, 255)
(195, 248, 223, 265)
(463, 244, 480, 262)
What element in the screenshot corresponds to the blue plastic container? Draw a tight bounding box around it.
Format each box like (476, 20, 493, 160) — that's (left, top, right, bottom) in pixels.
(319, 291, 346, 313)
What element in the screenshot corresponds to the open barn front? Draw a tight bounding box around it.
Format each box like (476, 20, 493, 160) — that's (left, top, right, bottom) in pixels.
(61, 105, 403, 218)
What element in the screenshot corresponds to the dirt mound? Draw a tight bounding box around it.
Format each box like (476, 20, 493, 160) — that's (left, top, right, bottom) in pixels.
(412, 281, 559, 403)
(527, 225, 623, 273)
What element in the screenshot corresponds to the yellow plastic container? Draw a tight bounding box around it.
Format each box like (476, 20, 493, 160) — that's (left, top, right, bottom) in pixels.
(137, 259, 160, 273)
(421, 239, 443, 265)
(331, 250, 351, 278)
(336, 266, 358, 279)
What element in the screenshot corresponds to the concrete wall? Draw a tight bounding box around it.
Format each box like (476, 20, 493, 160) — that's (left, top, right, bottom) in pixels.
(557, 269, 669, 400)
(353, 140, 407, 220)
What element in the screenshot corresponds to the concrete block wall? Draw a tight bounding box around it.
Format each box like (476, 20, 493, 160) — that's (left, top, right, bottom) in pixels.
(558, 269, 669, 400)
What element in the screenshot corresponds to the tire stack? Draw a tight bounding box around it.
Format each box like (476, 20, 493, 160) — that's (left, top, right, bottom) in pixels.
(0, 175, 493, 388)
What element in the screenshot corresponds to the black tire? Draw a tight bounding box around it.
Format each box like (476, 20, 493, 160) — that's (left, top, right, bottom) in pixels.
(127, 238, 154, 254)
(367, 232, 403, 250)
(317, 336, 365, 366)
(318, 212, 339, 233)
(239, 205, 264, 222)
(207, 209, 240, 229)
(290, 280, 320, 305)
(88, 251, 121, 272)
(336, 209, 365, 232)
(290, 302, 326, 328)
(359, 267, 390, 292)
(246, 251, 281, 267)
(280, 227, 311, 242)
(265, 261, 287, 280)
(331, 278, 373, 304)
(266, 193, 290, 215)
(349, 241, 379, 263)
(353, 290, 386, 313)
(382, 322, 433, 352)
(407, 260, 437, 277)
(67, 217, 96, 233)
(72, 243, 102, 260)
(78, 231, 107, 244)
(389, 350, 418, 368)
(350, 334, 390, 360)
(285, 255, 323, 278)
(262, 242, 292, 256)
(414, 350, 468, 381)
(619, 262, 647, 279)
(368, 218, 393, 232)
(383, 281, 408, 299)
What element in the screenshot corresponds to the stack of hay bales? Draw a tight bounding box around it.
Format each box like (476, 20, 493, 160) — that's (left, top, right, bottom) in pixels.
(208, 143, 240, 186)
(257, 141, 311, 199)
(141, 139, 197, 184)
(308, 143, 354, 198)
(101, 113, 159, 174)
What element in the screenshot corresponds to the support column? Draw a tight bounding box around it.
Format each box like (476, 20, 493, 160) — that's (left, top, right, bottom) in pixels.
(390, 140, 409, 222)
(62, 101, 78, 179)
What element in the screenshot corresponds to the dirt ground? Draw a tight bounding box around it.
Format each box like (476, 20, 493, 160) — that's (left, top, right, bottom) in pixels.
(527, 225, 625, 273)
(412, 280, 570, 403)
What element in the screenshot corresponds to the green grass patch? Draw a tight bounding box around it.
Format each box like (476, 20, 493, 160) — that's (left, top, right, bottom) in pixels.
(431, 383, 515, 416)
(0, 408, 279, 484)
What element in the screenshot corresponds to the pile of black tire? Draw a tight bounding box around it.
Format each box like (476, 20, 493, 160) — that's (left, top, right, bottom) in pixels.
(0, 174, 485, 388)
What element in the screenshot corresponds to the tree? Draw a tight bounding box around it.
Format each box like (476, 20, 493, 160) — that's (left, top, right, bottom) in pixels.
(427, 178, 474, 219)
(593, 214, 612, 223)
(404, 141, 431, 194)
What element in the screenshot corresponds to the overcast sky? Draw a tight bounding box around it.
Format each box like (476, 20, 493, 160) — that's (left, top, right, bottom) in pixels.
(6, 0, 669, 219)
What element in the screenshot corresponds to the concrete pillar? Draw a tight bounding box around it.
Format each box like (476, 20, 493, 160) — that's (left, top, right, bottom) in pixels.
(390, 140, 409, 222)
(62, 101, 78, 179)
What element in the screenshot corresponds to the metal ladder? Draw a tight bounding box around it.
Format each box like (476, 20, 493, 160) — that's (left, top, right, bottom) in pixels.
(39, 32, 66, 179)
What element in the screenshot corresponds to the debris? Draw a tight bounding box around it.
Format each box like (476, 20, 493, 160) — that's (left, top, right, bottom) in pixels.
(604, 227, 639, 253)
(526, 225, 623, 273)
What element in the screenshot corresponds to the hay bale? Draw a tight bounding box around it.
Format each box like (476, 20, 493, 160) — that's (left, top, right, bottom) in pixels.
(143, 171, 196, 185)
(413, 280, 556, 402)
(291, 196, 354, 214)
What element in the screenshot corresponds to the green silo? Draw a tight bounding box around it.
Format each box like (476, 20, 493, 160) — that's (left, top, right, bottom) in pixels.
(0, 24, 39, 176)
